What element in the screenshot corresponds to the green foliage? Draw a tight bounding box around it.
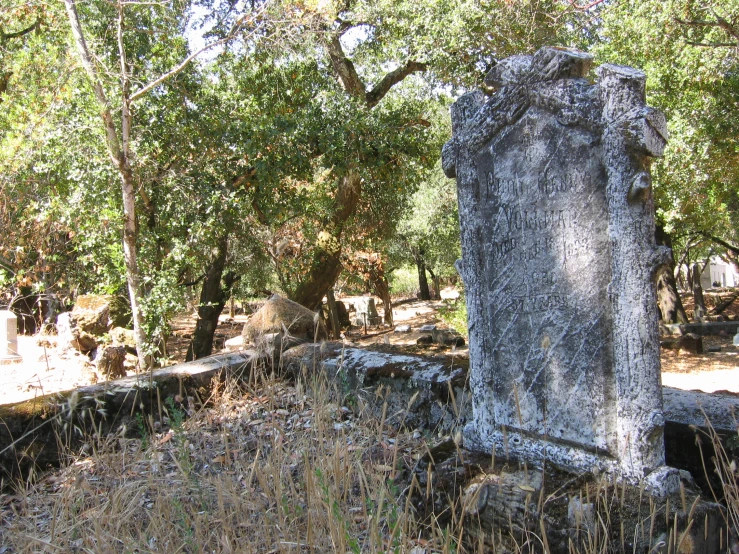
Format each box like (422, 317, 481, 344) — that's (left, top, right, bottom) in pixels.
(342, 0, 578, 89)
(391, 162, 461, 283)
(589, 0, 739, 261)
(437, 294, 467, 337)
(5, 0, 738, 349)
(388, 266, 420, 298)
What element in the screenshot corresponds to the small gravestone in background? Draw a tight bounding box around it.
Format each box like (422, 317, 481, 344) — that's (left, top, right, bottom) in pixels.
(352, 297, 382, 327)
(443, 47, 676, 490)
(0, 310, 22, 364)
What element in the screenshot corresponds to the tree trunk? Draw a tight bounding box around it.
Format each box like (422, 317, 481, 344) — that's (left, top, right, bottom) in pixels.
(186, 235, 238, 361)
(63, 0, 243, 368)
(427, 267, 441, 300)
(692, 263, 707, 323)
(371, 275, 393, 326)
(655, 225, 689, 324)
(326, 289, 341, 339)
(291, 248, 343, 310)
(63, 0, 149, 368)
(414, 248, 431, 301)
(291, 174, 360, 310)
(121, 165, 149, 367)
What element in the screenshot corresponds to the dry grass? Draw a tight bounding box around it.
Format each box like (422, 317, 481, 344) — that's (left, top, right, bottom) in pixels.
(0, 354, 737, 553)
(696, 411, 739, 549)
(0, 360, 454, 553)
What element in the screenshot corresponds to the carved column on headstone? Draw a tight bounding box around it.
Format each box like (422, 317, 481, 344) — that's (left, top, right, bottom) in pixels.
(598, 64, 672, 481)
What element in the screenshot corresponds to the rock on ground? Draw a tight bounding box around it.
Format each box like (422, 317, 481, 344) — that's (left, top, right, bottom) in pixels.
(242, 294, 327, 344)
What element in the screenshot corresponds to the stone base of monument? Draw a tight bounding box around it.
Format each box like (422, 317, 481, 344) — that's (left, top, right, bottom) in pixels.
(0, 354, 22, 365)
(463, 426, 682, 497)
(411, 447, 726, 554)
(0, 343, 734, 552)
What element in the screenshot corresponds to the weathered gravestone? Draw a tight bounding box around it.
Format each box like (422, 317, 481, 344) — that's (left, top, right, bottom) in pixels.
(350, 297, 382, 327)
(442, 47, 676, 490)
(0, 310, 22, 364)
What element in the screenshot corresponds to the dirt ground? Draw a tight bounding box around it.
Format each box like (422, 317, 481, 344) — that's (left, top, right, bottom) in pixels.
(2, 295, 738, 406)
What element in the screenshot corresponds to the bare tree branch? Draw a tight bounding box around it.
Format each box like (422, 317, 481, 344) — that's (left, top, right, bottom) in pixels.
(702, 232, 739, 256)
(325, 33, 365, 99)
(117, 1, 132, 159)
(675, 7, 739, 47)
(710, 8, 739, 41)
(130, 1, 272, 102)
(566, 0, 606, 11)
(366, 60, 426, 107)
(0, 19, 40, 41)
(0, 72, 11, 97)
(62, 0, 123, 167)
(325, 30, 426, 108)
(686, 40, 738, 48)
(675, 18, 723, 27)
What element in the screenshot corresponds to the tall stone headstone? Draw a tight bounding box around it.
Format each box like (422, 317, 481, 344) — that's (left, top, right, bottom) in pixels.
(0, 310, 22, 364)
(443, 47, 675, 488)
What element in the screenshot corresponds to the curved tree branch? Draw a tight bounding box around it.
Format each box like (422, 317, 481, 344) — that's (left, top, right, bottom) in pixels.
(326, 30, 427, 108)
(130, 0, 273, 102)
(566, 0, 606, 11)
(686, 41, 738, 47)
(366, 60, 427, 107)
(675, 7, 739, 47)
(0, 19, 40, 41)
(326, 34, 365, 99)
(701, 232, 739, 256)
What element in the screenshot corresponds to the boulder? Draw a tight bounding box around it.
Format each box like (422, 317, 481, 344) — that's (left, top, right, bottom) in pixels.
(110, 327, 136, 352)
(255, 332, 310, 355)
(57, 295, 132, 354)
(56, 311, 98, 353)
(72, 294, 130, 335)
(242, 294, 327, 344)
(432, 328, 466, 347)
(224, 335, 245, 352)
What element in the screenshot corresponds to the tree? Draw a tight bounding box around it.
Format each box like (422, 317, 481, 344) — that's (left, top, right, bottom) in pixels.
(60, 0, 268, 365)
(1, 0, 588, 358)
(591, 0, 739, 287)
(0, 1, 97, 328)
(392, 164, 462, 299)
(258, 0, 576, 309)
(208, 34, 439, 311)
(655, 223, 689, 324)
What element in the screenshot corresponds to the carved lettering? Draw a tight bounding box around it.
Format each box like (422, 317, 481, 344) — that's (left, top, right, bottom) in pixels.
(505, 293, 569, 313)
(529, 271, 556, 286)
(484, 168, 589, 199)
(500, 205, 570, 234)
(491, 237, 517, 262)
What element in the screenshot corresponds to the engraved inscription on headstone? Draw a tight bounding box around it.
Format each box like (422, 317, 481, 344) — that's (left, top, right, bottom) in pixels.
(477, 106, 613, 454)
(443, 47, 676, 490)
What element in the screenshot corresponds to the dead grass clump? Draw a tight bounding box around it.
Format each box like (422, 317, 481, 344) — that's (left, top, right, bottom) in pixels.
(697, 411, 739, 550)
(0, 362, 450, 553)
(1, 353, 737, 553)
